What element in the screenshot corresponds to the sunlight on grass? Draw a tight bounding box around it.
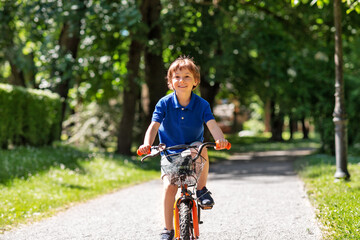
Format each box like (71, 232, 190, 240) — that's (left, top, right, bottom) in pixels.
(0, 146, 159, 233)
(295, 154, 360, 239)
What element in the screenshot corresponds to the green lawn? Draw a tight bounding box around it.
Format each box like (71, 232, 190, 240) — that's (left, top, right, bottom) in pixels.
(0, 145, 160, 233)
(294, 154, 360, 239)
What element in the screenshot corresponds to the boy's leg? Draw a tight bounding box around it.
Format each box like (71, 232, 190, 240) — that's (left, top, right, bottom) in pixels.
(196, 147, 209, 190)
(162, 176, 178, 230)
(189, 142, 209, 190)
(190, 142, 214, 207)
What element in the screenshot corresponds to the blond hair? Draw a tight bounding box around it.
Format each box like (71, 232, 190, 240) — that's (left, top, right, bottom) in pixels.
(167, 56, 200, 90)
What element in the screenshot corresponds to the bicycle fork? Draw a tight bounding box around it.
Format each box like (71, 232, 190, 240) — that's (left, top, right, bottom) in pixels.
(173, 189, 200, 239)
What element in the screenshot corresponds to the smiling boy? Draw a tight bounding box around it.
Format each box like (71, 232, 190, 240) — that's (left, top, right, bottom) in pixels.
(138, 56, 228, 240)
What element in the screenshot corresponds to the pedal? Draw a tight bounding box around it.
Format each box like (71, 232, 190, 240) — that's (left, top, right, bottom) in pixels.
(198, 204, 214, 210)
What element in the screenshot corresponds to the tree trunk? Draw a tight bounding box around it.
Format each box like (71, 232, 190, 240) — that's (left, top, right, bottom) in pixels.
(2, 2, 26, 87)
(270, 100, 284, 141)
(141, 0, 167, 125)
(9, 61, 26, 87)
(53, 2, 86, 135)
(200, 78, 220, 141)
(26, 52, 38, 89)
(289, 116, 295, 140)
(264, 98, 271, 132)
(117, 40, 143, 155)
(199, 77, 220, 110)
(301, 117, 309, 139)
(333, 0, 349, 179)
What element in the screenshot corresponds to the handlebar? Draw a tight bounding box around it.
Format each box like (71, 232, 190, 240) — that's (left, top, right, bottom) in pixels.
(137, 142, 231, 162)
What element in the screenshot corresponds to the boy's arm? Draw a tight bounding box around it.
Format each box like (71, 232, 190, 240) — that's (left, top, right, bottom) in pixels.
(138, 121, 160, 154)
(206, 119, 228, 150)
(144, 121, 160, 145)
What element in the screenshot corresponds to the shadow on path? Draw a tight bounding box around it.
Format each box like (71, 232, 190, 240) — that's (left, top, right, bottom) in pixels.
(210, 148, 315, 180)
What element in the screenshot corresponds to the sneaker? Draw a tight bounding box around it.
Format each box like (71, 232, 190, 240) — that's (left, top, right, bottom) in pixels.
(196, 186, 214, 207)
(160, 228, 174, 240)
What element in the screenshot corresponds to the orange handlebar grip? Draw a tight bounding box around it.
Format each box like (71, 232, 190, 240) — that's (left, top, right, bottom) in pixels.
(216, 142, 231, 150)
(137, 149, 143, 156)
(226, 142, 231, 150)
(137, 148, 151, 156)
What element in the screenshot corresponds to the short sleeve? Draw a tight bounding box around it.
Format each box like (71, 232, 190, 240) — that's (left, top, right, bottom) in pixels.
(152, 99, 165, 123)
(203, 101, 215, 123)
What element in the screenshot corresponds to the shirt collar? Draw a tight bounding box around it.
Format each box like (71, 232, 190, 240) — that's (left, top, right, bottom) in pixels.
(172, 92, 195, 110)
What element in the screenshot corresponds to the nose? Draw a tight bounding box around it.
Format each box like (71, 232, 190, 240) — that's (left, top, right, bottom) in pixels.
(175, 77, 184, 83)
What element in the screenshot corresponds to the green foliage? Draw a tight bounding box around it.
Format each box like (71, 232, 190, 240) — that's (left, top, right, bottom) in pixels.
(294, 0, 360, 13)
(1, 0, 360, 154)
(295, 154, 360, 239)
(346, 74, 360, 145)
(69, 0, 145, 105)
(0, 83, 61, 148)
(0, 145, 159, 232)
(344, 35, 360, 146)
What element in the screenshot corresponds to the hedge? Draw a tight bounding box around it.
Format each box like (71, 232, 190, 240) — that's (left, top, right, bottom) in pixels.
(0, 83, 62, 148)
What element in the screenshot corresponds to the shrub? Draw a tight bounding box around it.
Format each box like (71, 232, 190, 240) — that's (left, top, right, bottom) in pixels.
(0, 83, 61, 148)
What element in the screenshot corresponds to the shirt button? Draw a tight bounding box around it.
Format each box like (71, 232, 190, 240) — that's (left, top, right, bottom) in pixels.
(181, 117, 184, 120)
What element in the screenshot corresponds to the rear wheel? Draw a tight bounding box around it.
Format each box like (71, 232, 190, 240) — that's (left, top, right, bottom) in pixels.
(179, 202, 192, 240)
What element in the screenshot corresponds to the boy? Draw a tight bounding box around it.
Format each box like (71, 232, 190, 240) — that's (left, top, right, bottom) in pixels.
(137, 56, 228, 240)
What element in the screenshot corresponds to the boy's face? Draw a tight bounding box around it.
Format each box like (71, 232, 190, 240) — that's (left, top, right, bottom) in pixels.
(171, 68, 198, 93)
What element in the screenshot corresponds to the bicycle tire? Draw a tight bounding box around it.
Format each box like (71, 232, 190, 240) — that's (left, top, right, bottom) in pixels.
(179, 201, 192, 240)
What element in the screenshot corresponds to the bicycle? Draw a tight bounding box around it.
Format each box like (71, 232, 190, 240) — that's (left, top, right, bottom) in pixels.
(137, 142, 231, 240)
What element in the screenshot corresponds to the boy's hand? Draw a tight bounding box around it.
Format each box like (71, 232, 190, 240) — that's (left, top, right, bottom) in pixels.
(215, 139, 230, 150)
(137, 144, 151, 156)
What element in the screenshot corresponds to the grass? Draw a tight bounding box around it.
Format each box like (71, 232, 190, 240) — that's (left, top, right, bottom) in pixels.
(0, 144, 160, 233)
(294, 154, 360, 239)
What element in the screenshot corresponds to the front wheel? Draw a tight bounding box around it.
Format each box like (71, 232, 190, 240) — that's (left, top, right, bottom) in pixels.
(179, 202, 192, 240)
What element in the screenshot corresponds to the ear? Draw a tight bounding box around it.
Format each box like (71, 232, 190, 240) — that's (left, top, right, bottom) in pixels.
(170, 79, 175, 90)
(193, 79, 199, 87)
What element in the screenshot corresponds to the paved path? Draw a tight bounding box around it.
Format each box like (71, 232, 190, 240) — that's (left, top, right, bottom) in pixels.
(1, 149, 322, 240)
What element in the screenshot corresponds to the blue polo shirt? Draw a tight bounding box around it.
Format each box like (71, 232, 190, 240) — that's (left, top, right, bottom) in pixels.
(152, 92, 215, 148)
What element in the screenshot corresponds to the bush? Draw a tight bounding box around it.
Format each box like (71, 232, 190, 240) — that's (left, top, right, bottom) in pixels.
(0, 83, 61, 148)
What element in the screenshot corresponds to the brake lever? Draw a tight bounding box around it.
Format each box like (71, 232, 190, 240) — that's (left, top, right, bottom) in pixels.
(140, 144, 167, 162)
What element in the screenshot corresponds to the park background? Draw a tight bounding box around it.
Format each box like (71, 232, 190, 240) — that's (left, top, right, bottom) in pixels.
(1, 0, 360, 239)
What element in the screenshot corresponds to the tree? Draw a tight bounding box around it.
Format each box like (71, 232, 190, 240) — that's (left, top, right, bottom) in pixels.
(2, 0, 360, 155)
(141, 0, 167, 126)
(0, 2, 27, 87)
(291, 0, 360, 179)
(52, 1, 87, 133)
(333, 0, 350, 179)
(117, 39, 143, 155)
(117, 1, 146, 155)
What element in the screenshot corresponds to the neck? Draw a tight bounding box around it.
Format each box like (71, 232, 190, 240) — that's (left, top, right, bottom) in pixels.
(175, 91, 192, 107)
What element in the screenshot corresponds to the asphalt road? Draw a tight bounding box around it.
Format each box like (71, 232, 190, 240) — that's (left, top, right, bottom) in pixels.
(1, 149, 322, 240)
